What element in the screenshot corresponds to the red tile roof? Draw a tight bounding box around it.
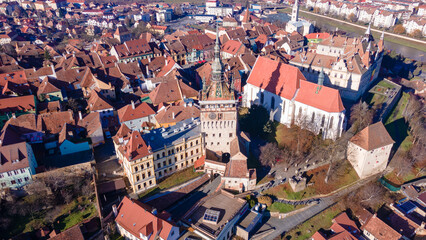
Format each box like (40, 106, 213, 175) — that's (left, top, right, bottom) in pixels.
(115, 196, 175, 239)
(49, 225, 84, 240)
(246, 56, 304, 100)
(295, 80, 344, 112)
(350, 122, 394, 151)
(361, 214, 402, 240)
(118, 102, 155, 123)
(0, 95, 35, 114)
(305, 32, 331, 40)
(88, 90, 114, 112)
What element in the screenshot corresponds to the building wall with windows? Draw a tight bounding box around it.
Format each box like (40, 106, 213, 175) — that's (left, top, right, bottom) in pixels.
(115, 118, 204, 193)
(0, 143, 37, 189)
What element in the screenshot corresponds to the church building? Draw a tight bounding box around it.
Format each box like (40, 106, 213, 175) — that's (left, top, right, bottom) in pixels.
(244, 56, 346, 140)
(286, 0, 313, 36)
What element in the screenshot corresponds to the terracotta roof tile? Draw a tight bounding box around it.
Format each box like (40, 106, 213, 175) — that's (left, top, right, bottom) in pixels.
(361, 214, 402, 240)
(118, 102, 155, 123)
(350, 122, 394, 151)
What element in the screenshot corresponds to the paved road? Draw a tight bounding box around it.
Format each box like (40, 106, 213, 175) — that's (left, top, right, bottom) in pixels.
(261, 174, 378, 239)
(167, 176, 222, 221)
(264, 197, 335, 240)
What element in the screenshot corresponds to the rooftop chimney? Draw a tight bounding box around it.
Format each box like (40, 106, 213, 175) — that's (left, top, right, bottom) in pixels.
(131, 100, 135, 109)
(172, 112, 175, 119)
(78, 111, 83, 120)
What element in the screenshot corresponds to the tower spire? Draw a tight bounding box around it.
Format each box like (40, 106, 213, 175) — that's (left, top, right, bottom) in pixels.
(291, 0, 299, 22)
(211, 21, 223, 82)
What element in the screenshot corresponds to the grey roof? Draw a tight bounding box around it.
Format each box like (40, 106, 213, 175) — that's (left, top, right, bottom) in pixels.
(142, 117, 201, 152)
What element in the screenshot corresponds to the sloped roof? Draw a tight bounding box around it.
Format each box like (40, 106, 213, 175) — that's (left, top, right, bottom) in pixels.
(350, 122, 394, 150)
(118, 102, 155, 123)
(115, 196, 175, 240)
(0, 95, 35, 114)
(88, 90, 114, 111)
(361, 214, 402, 240)
(155, 101, 200, 125)
(148, 74, 198, 106)
(295, 80, 344, 113)
(247, 56, 304, 100)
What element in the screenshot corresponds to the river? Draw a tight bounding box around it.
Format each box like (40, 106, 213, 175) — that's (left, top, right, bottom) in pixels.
(265, 13, 426, 62)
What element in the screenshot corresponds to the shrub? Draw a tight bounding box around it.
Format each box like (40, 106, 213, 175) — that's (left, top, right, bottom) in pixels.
(257, 195, 273, 207)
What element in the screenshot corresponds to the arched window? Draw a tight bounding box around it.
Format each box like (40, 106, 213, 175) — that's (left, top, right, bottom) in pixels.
(321, 115, 325, 127)
(311, 112, 315, 123)
(298, 107, 302, 117)
(260, 92, 264, 104)
(329, 116, 334, 129)
(271, 97, 275, 109)
(282, 101, 286, 115)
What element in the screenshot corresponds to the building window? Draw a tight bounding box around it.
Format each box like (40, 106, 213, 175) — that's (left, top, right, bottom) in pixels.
(329, 116, 334, 129)
(158, 163, 161, 168)
(321, 115, 325, 127)
(148, 171, 151, 177)
(136, 175, 140, 181)
(135, 166, 138, 172)
(311, 112, 315, 123)
(271, 96, 275, 109)
(260, 92, 264, 104)
(168, 159, 171, 165)
(11, 180, 16, 185)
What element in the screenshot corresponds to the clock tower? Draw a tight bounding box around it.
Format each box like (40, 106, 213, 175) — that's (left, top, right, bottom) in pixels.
(200, 23, 238, 154)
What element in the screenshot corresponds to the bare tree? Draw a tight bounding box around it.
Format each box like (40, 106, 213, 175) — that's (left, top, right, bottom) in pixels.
(259, 143, 282, 167)
(350, 101, 375, 133)
(359, 182, 386, 207)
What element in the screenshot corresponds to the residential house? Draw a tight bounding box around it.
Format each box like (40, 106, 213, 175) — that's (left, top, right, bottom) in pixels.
(77, 112, 104, 147)
(114, 26, 132, 44)
(361, 214, 402, 240)
(117, 101, 156, 131)
(347, 122, 394, 179)
(182, 190, 248, 240)
(148, 74, 198, 106)
(114, 196, 179, 240)
(373, 10, 397, 28)
(37, 77, 63, 102)
(0, 95, 36, 127)
(221, 40, 248, 59)
(87, 90, 114, 120)
(311, 212, 360, 239)
(154, 99, 200, 128)
(110, 39, 160, 63)
(58, 123, 91, 155)
(0, 125, 38, 189)
(403, 16, 426, 36)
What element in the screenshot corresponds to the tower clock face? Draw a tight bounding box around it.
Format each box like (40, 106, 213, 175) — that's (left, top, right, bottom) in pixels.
(209, 112, 217, 119)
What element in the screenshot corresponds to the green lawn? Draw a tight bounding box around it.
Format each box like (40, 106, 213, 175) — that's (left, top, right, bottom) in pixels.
(385, 92, 409, 125)
(138, 167, 203, 199)
(384, 92, 412, 151)
(282, 205, 344, 240)
(53, 197, 98, 232)
(377, 80, 397, 89)
(268, 202, 304, 213)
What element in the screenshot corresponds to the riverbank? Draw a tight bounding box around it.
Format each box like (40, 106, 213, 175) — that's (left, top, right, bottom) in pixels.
(278, 8, 426, 52)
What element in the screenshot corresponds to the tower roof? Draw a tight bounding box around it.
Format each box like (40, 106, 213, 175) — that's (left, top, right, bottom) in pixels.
(202, 22, 235, 101)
